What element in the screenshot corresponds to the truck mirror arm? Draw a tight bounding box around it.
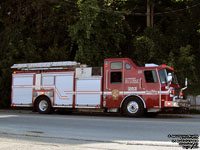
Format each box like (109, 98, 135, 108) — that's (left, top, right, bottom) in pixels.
(181, 78, 188, 91)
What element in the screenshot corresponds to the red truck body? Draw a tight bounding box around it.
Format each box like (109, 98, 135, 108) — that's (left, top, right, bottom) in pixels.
(11, 58, 190, 117)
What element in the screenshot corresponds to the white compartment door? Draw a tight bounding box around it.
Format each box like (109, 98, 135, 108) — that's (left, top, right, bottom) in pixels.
(12, 74, 34, 105)
(76, 78, 102, 107)
(54, 74, 74, 106)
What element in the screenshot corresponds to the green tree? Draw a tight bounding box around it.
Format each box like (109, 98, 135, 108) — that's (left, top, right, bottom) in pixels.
(0, 0, 78, 107)
(0, 0, 200, 108)
(69, 0, 128, 66)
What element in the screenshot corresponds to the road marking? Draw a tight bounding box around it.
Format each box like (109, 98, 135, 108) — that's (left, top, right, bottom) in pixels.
(0, 115, 18, 118)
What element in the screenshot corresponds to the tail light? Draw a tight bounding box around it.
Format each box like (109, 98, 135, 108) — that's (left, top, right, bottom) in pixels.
(11, 104, 16, 107)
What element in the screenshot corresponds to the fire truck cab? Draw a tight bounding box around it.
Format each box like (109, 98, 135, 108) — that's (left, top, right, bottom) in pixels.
(11, 58, 190, 117)
(103, 58, 189, 116)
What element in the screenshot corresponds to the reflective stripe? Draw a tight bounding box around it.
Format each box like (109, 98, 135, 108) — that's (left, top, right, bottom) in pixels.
(104, 91, 169, 95)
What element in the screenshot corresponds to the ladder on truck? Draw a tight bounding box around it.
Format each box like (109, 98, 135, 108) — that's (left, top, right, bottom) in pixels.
(11, 61, 86, 70)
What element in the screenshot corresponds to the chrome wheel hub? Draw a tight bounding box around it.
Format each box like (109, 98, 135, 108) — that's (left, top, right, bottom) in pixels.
(39, 100, 48, 111)
(127, 101, 139, 114)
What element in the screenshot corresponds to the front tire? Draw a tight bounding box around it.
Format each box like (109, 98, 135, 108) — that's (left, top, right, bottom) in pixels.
(123, 98, 144, 117)
(36, 97, 52, 114)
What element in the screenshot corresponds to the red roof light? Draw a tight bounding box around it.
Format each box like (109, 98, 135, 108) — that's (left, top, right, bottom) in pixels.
(161, 64, 176, 72)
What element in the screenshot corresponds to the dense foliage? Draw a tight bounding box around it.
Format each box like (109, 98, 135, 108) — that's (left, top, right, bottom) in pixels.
(0, 0, 199, 108)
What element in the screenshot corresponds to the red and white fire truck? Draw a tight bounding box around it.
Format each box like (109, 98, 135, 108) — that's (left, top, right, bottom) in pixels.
(11, 58, 190, 117)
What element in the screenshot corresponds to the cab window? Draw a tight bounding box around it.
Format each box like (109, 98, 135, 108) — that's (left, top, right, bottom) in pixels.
(111, 62, 122, 70)
(144, 70, 157, 83)
(159, 69, 167, 84)
(110, 72, 122, 84)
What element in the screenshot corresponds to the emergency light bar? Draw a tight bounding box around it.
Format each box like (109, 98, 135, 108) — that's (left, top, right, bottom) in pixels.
(161, 64, 176, 72)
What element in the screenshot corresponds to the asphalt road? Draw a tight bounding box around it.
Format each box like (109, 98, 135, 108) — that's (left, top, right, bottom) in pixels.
(0, 110, 199, 149)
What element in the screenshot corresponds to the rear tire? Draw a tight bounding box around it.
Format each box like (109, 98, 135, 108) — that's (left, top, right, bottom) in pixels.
(123, 97, 144, 117)
(36, 97, 52, 114)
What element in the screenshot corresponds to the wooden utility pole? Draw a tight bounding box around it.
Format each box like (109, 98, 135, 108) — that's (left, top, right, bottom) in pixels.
(147, 0, 154, 28)
(147, 0, 151, 27)
(151, 3, 154, 27)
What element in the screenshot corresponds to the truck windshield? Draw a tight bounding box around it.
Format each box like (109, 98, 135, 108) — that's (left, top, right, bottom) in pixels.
(159, 69, 168, 84)
(159, 69, 179, 84)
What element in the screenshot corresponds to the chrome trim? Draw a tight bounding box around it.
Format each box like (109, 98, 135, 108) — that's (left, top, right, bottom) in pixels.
(106, 70, 109, 90)
(156, 68, 161, 108)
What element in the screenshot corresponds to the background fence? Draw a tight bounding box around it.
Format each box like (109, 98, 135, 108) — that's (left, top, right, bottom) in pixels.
(187, 95, 200, 110)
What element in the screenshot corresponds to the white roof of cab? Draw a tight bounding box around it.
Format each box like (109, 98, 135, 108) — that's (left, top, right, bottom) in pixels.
(145, 63, 159, 67)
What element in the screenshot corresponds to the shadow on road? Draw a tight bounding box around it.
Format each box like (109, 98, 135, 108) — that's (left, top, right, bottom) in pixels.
(0, 108, 192, 119)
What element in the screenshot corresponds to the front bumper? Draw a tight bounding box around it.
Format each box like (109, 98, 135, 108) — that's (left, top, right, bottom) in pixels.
(164, 99, 190, 108)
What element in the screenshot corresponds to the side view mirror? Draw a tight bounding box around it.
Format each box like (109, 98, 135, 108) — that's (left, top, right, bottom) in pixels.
(167, 73, 172, 83)
(185, 78, 188, 87)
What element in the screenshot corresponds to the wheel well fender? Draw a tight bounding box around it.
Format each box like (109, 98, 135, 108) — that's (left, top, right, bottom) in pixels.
(120, 95, 146, 108)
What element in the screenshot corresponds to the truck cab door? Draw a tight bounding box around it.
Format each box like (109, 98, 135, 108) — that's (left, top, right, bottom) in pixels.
(143, 70, 160, 108)
(103, 60, 124, 108)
